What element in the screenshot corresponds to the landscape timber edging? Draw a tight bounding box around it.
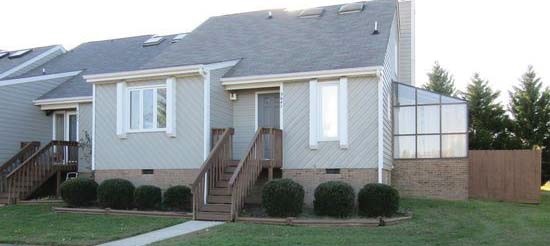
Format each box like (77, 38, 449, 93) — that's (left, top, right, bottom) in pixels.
(53, 207, 192, 218)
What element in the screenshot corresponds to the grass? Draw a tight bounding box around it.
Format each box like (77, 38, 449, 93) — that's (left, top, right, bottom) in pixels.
(0, 204, 186, 246)
(155, 192, 550, 246)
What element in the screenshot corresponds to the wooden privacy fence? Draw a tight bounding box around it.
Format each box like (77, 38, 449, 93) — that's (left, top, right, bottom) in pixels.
(469, 150, 541, 203)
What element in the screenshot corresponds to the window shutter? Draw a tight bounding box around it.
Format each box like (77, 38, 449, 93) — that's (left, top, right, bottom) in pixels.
(339, 77, 348, 149)
(116, 81, 127, 139)
(309, 79, 319, 149)
(166, 77, 177, 137)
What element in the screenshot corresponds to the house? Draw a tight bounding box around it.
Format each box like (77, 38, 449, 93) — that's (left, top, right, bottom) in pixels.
(0, 0, 469, 220)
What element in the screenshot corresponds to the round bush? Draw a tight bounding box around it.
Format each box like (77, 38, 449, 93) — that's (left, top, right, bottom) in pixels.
(262, 179, 304, 217)
(60, 178, 98, 207)
(163, 185, 192, 211)
(135, 185, 162, 210)
(358, 183, 399, 217)
(97, 179, 135, 209)
(313, 181, 355, 217)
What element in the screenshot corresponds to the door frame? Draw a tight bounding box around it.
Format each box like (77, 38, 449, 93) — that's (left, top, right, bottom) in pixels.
(52, 110, 78, 141)
(255, 90, 282, 131)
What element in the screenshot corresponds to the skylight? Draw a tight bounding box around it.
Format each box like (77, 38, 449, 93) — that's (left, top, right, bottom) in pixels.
(338, 3, 365, 14)
(8, 49, 32, 58)
(171, 33, 187, 43)
(299, 7, 324, 18)
(0, 51, 8, 59)
(143, 36, 165, 47)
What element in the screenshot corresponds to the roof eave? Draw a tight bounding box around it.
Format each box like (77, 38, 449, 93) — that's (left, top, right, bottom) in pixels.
(83, 64, 207, 84)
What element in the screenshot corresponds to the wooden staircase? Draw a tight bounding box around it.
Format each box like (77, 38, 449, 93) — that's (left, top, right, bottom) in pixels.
(192, 128, 282, 221)
(1, 141, 78, 204)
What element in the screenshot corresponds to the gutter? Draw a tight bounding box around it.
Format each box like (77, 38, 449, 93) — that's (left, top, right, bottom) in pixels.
(33, 96, 93, 106)
(84, 64, 206, 83)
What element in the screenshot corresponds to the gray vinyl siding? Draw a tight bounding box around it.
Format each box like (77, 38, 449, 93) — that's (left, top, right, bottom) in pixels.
(283, 77, 379, 169)
(78, 102, 92, 173)
(381, 13, 399, 170)
(398, 0, 415, 84)
(94, 75, 204, 170)
(210, 67, 233, 129)
(0, 78, 67, 163)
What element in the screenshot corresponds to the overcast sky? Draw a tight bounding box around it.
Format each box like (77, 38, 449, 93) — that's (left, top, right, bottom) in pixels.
(1, 0, 548, 103)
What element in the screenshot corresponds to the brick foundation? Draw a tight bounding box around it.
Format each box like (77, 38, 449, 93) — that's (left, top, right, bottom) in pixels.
(282, 168, 388, 206)
(94, 169, 198, 190)
(392, 158, 469, 200)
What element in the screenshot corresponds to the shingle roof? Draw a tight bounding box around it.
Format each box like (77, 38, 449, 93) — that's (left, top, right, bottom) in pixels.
(31, 35, 177, 100)
(143, 0, 396, 78)
(0, 45, 59, 78)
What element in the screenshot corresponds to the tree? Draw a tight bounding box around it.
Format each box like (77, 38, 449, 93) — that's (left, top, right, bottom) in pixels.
(424, 61, 457, 96)
(463, 73, 520, 150)
(509, 66, 550, 184)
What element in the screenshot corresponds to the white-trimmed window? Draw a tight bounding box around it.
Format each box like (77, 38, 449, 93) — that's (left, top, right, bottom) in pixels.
(127, 86, 167, 132)
(318, 82, 339, 141)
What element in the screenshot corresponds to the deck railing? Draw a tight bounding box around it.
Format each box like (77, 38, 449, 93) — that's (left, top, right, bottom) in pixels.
(6, 141, 78, 203)
(192, 128, 234, 219)
(0, 142, 40, 193)
(229, 128, 282, 220)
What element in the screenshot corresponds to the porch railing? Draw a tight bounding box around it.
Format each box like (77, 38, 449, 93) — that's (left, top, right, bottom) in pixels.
(0, 142, 40, 193)
(6, 141, 78, 203)
(229, 128, 282, 220)
(192, 128, 234, 219)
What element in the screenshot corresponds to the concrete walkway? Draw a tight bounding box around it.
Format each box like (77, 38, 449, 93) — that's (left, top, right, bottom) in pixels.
(97, 220, 223, 246)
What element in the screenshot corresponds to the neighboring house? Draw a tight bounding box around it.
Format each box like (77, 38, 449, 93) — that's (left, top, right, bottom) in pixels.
(0, 0, 469, 220)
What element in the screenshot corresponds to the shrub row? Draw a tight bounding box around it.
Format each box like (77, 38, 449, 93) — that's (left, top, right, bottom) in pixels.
(60, 178, 192, 211)
(261, 179, 399, 218)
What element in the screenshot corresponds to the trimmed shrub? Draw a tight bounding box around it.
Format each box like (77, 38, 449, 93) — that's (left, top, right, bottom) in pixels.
(358, 183, 399, 217)
(97, 179, 135, 209)
(135, 185, 162, 210)
(262, 179, 304, 217)
(60, 178, 98, 207)
(163, 185, 192, 211)
(313, 181, 355, 217)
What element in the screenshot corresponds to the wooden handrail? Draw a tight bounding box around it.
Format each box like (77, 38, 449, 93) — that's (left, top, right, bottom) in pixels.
(6, 141, 78, 203)
(229, 128, 282, 220)
(192, 128, 234, 219)
(0, 142, 40, 193)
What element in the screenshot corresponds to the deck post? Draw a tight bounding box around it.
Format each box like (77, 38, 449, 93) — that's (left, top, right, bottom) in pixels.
(56, 171, 61, 197)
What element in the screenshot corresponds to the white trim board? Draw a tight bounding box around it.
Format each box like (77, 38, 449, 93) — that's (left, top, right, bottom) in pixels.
(0, 45, 66, 80)
(84, 64, 205, 84)
(0, 70, 81, 87)
(34, 96, 92, 105)
(222, 66, 382, 88)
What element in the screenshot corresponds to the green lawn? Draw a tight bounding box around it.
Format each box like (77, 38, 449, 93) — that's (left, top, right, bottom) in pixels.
(0, 204, 186, 246)
(155, 192, 550, 246)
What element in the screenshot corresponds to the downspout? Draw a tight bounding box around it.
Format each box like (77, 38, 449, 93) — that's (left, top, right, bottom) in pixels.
(377, 68, 384, 183)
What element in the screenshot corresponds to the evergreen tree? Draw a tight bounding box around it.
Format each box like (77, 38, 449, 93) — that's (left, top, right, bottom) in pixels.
(463, 73, 519, 149)
(509, 66, 550, 148)
(424, 61, 457, 96)
(509, 66, 550, 184)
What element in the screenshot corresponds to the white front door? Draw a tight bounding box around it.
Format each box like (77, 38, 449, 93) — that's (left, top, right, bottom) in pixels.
(53, 111, 78, 164)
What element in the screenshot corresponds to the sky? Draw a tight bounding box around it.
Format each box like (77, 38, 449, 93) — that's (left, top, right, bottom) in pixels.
(1, 0, 549, 104)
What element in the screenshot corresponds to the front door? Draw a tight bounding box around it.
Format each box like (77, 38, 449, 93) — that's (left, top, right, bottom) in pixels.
(53, 111, 77, 163)
(257, 93, 280, 159)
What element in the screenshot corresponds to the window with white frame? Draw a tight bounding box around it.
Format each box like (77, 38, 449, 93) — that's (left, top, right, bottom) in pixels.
(127, 86, 167, 131)
(393, 82, 468, 159)
(318, 82, 339, 141)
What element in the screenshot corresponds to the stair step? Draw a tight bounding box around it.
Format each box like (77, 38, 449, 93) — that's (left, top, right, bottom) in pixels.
(196, 211, 231, 221)
(220, 173, 232, 181)
(208, 195, 231, 204)
(225, 160, 240, 167)
(209, 188, 231, 196)
(201, 203, 230, 212)
(224, 167, 236, 173)
(216, 181, 229, 188)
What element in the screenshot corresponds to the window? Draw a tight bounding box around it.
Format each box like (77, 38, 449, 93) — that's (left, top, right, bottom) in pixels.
(393, 82, 468, 159)
(319, 82, 339, 140)
(127, 86, 167, 131)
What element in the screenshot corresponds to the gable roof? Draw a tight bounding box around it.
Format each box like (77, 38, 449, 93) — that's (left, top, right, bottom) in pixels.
(142, 0, 396, 78)
(0, 45, 64, 79)
(26, 35, 177, 100)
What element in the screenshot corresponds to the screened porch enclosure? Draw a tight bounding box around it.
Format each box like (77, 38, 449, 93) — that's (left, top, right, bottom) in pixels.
(393, 82, 468, 159)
